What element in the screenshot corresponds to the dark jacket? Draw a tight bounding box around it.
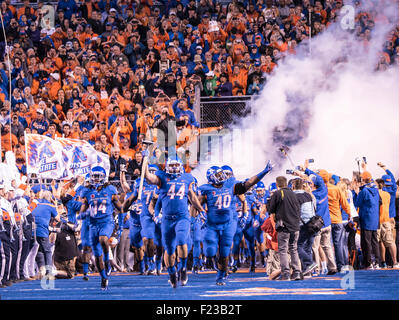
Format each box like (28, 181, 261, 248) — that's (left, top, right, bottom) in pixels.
(109, 156, 126, 181)
(152, 115, 185, 148)
(268, 187, 301, 232)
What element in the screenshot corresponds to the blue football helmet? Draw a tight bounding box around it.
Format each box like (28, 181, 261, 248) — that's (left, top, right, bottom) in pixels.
(165, 157, 184, 178)
(148, 164, 158, 174)
(221, 165, 234, 178)
(255, 181, 265, 198)
(268, 182, 277, 193)
(90, 166, 107, 188)
(207, 166, 227, 186)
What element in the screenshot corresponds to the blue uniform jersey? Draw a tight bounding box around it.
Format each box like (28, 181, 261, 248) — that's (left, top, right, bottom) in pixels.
(255, 194, 268, 221)
(245, 193, 257, 224)
(126, 191, 142, 226)
(66, 195, 83, 225)
(199, 177, 236, 228)
(234, 195, 244, 219)
(155, 171, 195, 217)
(81, 184, 118, 224)
(133, 178, 158, 217)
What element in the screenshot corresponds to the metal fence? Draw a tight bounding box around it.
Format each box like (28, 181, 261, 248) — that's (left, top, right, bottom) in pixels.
(199, 95, 253, 129)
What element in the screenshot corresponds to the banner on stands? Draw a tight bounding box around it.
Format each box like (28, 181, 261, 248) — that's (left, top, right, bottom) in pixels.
(25, 134, 110, 179)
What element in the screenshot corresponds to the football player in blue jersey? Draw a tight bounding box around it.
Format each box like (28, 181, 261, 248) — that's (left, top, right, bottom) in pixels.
(78, 166, 123, 290)
(231, 181, 258, 273)
(148, 188, 164, 275)
(123, 187, 146, 275)
(78, 173, 94, 281)
(123, 165, 159, 275)
(144, 157, 205, 288)
(188, 177, 205, 274)
(253, 181, 268, 268)
(66, 174, 92, 281)
(198, 161, 273, 285)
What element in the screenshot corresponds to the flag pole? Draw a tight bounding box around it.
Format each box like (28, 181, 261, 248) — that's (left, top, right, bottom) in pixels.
(0, 10, 13, 153)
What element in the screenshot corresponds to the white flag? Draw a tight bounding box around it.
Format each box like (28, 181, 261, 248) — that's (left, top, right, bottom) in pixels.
(25, 134, 68, 179)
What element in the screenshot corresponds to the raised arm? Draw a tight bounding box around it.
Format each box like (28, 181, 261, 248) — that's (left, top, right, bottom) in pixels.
(234, 161, 273, 195)
(144, 159, 161, 187)
(122, 192, 138, 213)
(112, 194, 123, 212)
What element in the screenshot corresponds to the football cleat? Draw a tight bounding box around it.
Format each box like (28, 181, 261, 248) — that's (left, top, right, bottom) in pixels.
(83, 274, 89, 281)
(105, 261, 112, 277)
(101, 278, 109, 290)
(216, 271, 226, 286)
(180, 268, 188, 286)
(192, 265, 199, 274)
(169, 272, 178, 288)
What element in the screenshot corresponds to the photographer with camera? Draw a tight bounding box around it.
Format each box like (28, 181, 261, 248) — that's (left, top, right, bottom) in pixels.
(291, 178, 319, 277)
(268, 176, 302, 281)
(151, 105, 185, 157)
(52, 214, 80, 279)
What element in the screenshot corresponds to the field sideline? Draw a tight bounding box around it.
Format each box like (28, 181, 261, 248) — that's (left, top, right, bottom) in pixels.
(1, 268, 399, 300)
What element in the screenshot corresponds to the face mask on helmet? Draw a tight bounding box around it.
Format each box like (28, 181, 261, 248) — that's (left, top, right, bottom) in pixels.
(221, 165, 233, 178)
(148, 165, 158, 174)
(90, 167, 106, 187)
(256, 188, 265, 198)
(166, 160, 183, 176)
(207, 167, 227, 185)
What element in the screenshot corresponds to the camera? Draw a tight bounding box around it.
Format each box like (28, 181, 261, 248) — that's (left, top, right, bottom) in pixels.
(286, 169, 294, 175)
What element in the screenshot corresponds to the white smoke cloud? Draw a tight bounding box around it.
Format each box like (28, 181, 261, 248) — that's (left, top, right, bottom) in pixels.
(193, 0, 399, 186)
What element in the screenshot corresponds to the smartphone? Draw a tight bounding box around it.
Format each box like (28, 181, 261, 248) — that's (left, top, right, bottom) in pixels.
(362, 157, 367, 164)
(307, 159, 314, 163)
(286, 169, 294, 175)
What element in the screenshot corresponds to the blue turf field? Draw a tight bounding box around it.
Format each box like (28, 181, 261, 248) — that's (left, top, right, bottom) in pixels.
(1, 268, 399, 300)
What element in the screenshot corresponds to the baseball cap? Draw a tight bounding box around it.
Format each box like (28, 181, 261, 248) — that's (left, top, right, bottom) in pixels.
(50, 72, 60, 81)
(381, 174, 393, 186)
(110, 8, 117, 13)
(36, 108, 44, 114)
(318, 169, 329, 183)
(361, 171, 372, 180)
(206, 71, 214, 77)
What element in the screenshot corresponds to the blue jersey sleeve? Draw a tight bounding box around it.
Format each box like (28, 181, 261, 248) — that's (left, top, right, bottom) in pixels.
(108, 184, 118, 196)
(50, 205, 58, 218)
